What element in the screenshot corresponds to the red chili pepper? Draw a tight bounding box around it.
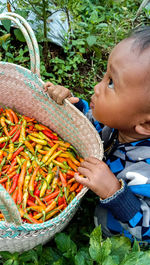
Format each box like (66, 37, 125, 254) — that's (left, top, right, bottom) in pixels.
(42, 130, 58, 140)
(12, 188, 18, 204)
(43, 190, 60, 202)
(34, 188, 40, 197)
(0, 143, 5, 148)
(8, 125, 19, 136)
(11, 146, 24, 160)
(9, 109, 19, 124)
(27, 199, 37, 207)
(11, 129, 20, 142)
(76, 184, 83, 193)
(59, 171, 67, 187)
(9, 173, 19, 194)
(17, 161, 27, 204)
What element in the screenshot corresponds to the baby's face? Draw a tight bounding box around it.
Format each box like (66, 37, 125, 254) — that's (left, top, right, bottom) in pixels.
(90, 38, 150, 132)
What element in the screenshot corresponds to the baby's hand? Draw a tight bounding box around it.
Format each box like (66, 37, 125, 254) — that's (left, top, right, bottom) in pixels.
(75, 157, 121, 199)
(44, 82, 79, 105)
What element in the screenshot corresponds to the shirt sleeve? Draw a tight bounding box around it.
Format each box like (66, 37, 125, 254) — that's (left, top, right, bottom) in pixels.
(99, 165, 150, 241)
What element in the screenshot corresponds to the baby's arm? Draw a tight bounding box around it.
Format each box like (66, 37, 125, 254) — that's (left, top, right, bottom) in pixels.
(76, 158, 150, 241)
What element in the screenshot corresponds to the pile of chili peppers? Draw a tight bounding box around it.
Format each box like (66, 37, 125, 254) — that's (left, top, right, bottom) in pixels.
(0, 108, 84, 224)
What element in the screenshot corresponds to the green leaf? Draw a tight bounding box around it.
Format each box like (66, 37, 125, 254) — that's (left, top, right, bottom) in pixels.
(55, 233, 77, 257)
(110, 236, 131, 262)
(0, 251, 13, 260)
(75, 247, 93, 265)
(14, 29, 26, 42)
(19, 249, 38, 263)
(1, 20, 11, 32)
(86, 36, 97, 47)
(3, 260, 13, 265)
(89, 225, 102, 263)
(102, 255, 118, 265)
(132, 239, 140, 252)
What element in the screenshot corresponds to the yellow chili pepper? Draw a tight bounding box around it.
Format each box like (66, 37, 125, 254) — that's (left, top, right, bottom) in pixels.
(45, 150, 62, 165)
(52, 160, 67, 169)
(40, 173, 53, 197)
(30, 132, 45, 139)
(42, 143, 59, 164)
(28, 135, 47, 145)
(19, 118, 27, 143)
(7, 142, 14, 160)
(22, 191, 29, 209)
(0, 136, 9, 143)
(24, 140, 35, 154)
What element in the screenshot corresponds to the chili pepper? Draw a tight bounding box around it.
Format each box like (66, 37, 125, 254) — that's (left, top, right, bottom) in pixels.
(9, 124, 19, 136)
(27, 205, 45, 213)
(20, 151, 30, 161)
(68, 192, 76, 203)
(52, 160, 67, 169)
(45, 150, 62, 165)
(42, 143, 59, 163)
(38, 149, 47, 155)
(59, 171, 67, 187)
(0, 157, 7, 171)
(12, 188, 18, 204)
(67, 152, 80, 166)
(27, 199, 37, 207)
(43, 190, 60, 202)
(17, 160, 27, 204)
(23, 174, 31, 193)
(0, 150, 3, 164)
(19, 118, 26, 143)
(23, 212, 41, 224)
(11, 146, 24, 160)
(40, 172, 53, 197)
(35, 124, 52, 132)
(45, 204, 64, 220)
(9, 109, 19, 124)
(11, 128, 20, 142)
(70, 182, 79, 192)
(9, 173, 19, 194)
(24, 140, 35, 154)
(66, 170, 75, 177)
(0, 136, 9, 143)
(34, 200, 57, 220)
(0, 116, 10, 137)
(22, 191, 29, 209)
(67, 159, 77, 171)
(23, 116, 35, 122)
(42, 130, 58, 140)
(7, 142, 14, 160)
(28, 135, 47, 145)
(0, 143, 5, 148)
(6, 158, 17, 174)
(16, 155, 22, 167)
(35, 195, 46, 208)
(29, 166, 40, 194)
(76, 184, 83, 193)
(53, 140, 70, 148)
(6, 179, 11, 192)
(67, 177, 75, 185)
(5, 109, 14, 123)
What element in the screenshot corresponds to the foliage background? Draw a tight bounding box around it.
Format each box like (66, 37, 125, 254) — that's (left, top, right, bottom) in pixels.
(0, 0, 150, 264)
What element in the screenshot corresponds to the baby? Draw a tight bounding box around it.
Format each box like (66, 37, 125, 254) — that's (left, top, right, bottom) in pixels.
(44, 26, 150, 243)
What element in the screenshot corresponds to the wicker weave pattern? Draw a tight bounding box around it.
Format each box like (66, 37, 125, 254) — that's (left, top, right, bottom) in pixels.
(0, 13, 103, 253)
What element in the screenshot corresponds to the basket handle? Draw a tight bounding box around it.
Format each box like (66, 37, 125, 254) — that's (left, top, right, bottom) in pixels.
(0, 12, 40, 77)
(0, 184, 22, 225)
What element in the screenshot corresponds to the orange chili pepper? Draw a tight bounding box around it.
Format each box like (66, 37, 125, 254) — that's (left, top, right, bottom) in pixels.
(0, 116, 9, 137)
(67, 159, 77, 171)
(29, 166, 40, 194)
(9, 109, 19, 124)
(45, 204, 64, 220)
(70, 182, 79, 192)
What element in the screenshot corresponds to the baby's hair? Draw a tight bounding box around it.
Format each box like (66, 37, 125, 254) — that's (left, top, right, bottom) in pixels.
(128, 26, 150, 52)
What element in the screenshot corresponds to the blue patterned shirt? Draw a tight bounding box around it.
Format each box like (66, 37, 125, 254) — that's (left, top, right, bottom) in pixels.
(75, 99, 150, 243)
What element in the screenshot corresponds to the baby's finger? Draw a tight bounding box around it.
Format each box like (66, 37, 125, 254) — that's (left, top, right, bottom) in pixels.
(44, 82, 53, 91)
(57, 89, 72, 105)
(68, 97, 79, 104)
(74, 173, 88, 186)
(85, 157, 101, 165)
(77, 166, 91, 178)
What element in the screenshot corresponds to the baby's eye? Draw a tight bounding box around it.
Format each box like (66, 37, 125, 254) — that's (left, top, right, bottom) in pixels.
(108, 78, 114, 89)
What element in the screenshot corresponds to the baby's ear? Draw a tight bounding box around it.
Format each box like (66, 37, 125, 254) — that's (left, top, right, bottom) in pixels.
(135, 120, 150, 136)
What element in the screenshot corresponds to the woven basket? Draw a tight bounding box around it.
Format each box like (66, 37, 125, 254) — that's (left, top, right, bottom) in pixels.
(0, 12, 103, 253)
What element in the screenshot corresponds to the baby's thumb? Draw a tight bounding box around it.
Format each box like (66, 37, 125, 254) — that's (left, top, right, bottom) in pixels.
(68, 97, 79, 104)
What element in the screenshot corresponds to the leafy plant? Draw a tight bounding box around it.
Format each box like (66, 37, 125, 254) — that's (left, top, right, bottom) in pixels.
(0, 226, 150, 265)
